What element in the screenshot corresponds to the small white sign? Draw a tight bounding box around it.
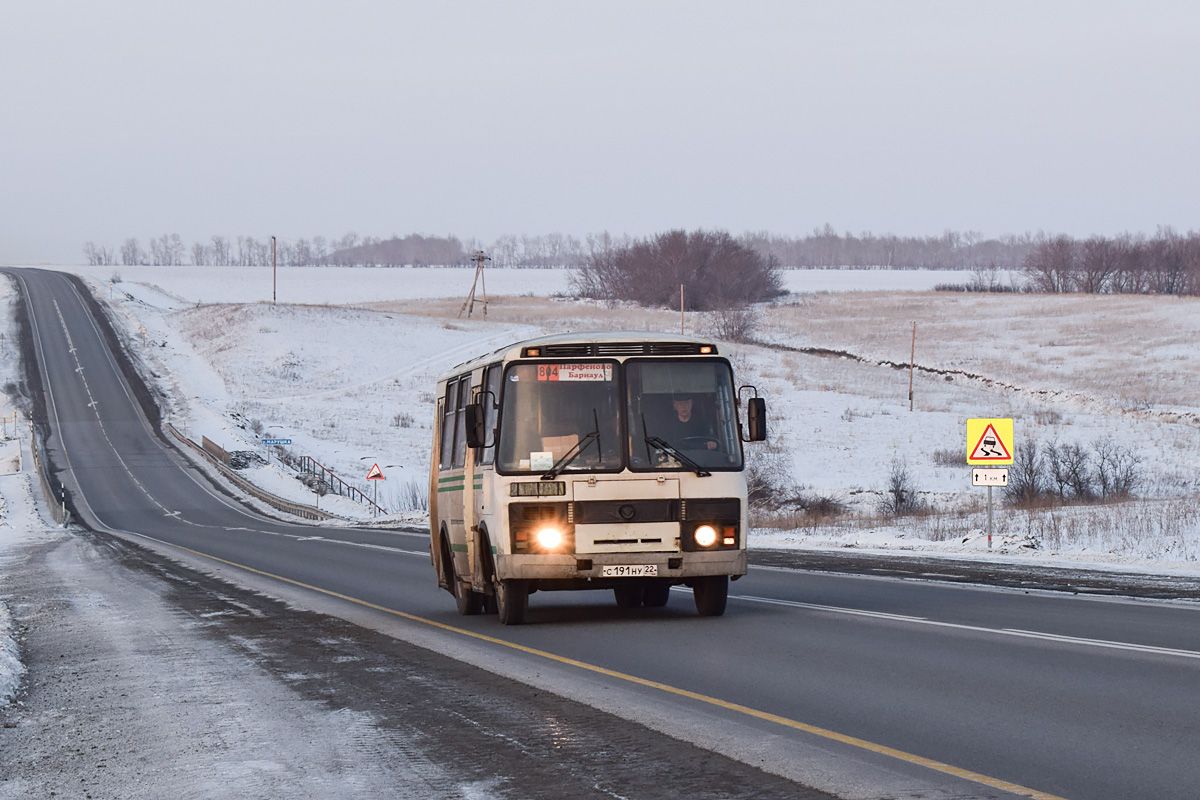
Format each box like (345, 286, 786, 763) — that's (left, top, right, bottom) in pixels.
(972, 468, 1009, 487)
(537, 363, 612, 382)
(530, 451, 554, 471)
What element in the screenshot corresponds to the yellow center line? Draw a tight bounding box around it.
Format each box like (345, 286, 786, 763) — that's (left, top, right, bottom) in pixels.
(163, 539, 1068, 800)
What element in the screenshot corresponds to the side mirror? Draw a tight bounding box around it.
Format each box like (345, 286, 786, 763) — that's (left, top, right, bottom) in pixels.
(464, 403, 486, 448)
(746, 397, 767, 442)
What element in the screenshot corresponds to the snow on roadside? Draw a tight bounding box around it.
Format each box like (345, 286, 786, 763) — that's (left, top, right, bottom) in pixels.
(0, 600, 20, 707)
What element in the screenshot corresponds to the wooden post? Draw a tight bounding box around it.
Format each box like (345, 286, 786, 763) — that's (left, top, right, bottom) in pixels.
(680, 284, 685, 334)
(909, 321, 916, 411)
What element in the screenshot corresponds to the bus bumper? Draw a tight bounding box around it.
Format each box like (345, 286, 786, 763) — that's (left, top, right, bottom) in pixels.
(494, 550, 746, 584)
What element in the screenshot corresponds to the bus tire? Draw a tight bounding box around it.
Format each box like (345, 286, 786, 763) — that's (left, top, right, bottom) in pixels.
(445, 537, 482, 615)
(613, 583, 645, 608)
(693, 575, 728, 617)
(642, 580, 671, 608)
(454, 575, 483, 616)
(496, 579, 528, 625)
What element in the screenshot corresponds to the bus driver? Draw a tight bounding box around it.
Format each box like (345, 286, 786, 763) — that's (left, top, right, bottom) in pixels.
(663, 394, 718, 450)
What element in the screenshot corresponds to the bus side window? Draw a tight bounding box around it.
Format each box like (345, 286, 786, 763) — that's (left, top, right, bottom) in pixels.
(440, 380, 457, 471)
(452, 376, 471, 468)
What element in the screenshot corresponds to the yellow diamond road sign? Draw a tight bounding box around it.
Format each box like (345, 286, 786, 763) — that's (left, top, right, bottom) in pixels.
(967, 418, 1014, 465)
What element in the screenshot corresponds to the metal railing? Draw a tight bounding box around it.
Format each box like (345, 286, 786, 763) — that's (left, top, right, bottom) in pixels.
(297, 455, 387, 515)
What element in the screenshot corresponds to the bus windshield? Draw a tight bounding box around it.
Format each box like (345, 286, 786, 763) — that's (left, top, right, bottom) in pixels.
(497, 362, 624, 474)
(626, 360, 743, 471)
(496, 358, 743, 474)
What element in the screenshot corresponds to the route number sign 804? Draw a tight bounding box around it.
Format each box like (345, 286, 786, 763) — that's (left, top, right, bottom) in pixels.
(601, 565, 659, 577)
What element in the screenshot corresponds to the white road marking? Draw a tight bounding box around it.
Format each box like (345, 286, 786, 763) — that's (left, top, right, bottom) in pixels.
(730, 592, 1200, 661)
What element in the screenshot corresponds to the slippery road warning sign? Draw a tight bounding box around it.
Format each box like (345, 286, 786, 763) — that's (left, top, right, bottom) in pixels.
(967, 418, 1014, 465)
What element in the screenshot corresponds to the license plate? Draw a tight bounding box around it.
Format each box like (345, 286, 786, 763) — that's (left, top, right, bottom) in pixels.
(601, 564, 658, 577)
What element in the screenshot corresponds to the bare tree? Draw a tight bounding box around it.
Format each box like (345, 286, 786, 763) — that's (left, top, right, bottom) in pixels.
(311, 235, 328, 266)
(120, 238, 144, 266)
(1078, 236, 1117, 293)
(190, 241, 208, 266)
(211, 235, 230, 266)
(1024, 235, 1076, 293)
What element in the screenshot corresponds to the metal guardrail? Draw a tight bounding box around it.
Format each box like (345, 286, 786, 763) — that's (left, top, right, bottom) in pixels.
(27, 418, 68, 527)
(167, 424, 338, 522)
(297, 455, 387, 515)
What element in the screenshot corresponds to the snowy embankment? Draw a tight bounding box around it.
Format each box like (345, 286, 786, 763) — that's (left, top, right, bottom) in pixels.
(0, 601, 20, 707)
(0, 310, 41, 705)
(42, 264, 1200, 576)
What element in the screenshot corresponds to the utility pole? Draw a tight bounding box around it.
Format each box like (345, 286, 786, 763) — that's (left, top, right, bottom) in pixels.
(271, 236, 277, 304)
(909, 321, 916, 411)
(459, 250, 491, 319)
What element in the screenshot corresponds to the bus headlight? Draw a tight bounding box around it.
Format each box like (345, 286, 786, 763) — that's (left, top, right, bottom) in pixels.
(535, 527, 564, 550)
(693, 525, 718, 548)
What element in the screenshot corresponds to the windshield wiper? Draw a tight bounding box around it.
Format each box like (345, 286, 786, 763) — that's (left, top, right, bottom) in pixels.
(541, 410, 602, 479)
(644, 435, 711, 477)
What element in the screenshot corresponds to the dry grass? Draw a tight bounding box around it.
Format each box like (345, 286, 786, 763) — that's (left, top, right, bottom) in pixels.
(759, 291, 1200, 411)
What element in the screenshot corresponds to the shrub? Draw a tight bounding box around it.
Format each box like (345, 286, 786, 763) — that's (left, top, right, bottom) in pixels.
(799, 492, 848, 520)
(571, 229, 785, 311)
(1005, 441, 1046, 507)
(397, 478, 428, 512)
(1005, 438, 1143, 508)
(879, 458, 924, 516)
(745, 436, 796, 513)
(702, 304, 762, 343)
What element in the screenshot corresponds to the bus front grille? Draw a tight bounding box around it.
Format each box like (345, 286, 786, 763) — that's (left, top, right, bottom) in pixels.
(574, 523, 678, 553)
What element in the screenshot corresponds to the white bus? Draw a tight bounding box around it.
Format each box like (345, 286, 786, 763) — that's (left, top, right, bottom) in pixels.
(429, 331, 766, 624)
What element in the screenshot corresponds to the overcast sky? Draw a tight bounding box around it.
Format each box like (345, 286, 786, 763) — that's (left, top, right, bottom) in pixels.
(3, 1, 1197, 263)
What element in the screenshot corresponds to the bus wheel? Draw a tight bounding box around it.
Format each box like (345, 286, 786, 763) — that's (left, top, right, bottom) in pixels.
(447, 539, 482, 616)
(613, 583, 645, 608)
(642, 580, 671, 608)
(693, 576, 729, 617)
(496, 579, 529, 625)
(454, 575, 483, 616)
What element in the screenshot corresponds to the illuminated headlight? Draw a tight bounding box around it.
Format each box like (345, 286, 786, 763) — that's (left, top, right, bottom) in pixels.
(535, 527, 564, 550)
(693, 525, 718, 548)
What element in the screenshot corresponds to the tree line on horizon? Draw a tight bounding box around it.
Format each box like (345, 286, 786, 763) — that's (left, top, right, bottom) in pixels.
(83, 227, 1200, 297)
(83, 227, 1046, 270)
(1022, 229, 1200, 296)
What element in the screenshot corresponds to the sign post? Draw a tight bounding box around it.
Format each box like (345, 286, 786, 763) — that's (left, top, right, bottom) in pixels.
(366, 462, 385, 517)
(262, 437, 291, 465)
(967, 419, 1014, 549)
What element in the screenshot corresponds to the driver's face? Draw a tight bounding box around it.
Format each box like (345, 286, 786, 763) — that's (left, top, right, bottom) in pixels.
(673, 398, 692, 421)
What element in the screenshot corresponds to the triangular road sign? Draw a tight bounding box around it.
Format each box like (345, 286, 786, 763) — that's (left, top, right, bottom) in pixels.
(969, 423, 1012, 461)
(366, 463, 385, 480)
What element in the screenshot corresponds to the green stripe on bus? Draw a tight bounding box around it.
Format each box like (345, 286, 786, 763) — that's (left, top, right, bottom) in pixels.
(438, 473, 483, 483)
(449, 544, 497, 554)
(436, 484, 483, 494)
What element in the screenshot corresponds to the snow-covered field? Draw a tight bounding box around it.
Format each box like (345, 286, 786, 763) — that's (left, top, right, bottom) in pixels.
(11, 265, 1200, 562)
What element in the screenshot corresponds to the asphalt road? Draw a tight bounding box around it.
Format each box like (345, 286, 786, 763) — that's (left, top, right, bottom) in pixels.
(8, 267, 1200, 800)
